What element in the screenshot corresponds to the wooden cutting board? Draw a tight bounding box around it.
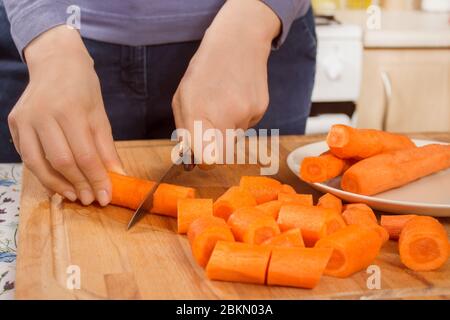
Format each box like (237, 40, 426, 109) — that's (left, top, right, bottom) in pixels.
(15, 133, 450, 299)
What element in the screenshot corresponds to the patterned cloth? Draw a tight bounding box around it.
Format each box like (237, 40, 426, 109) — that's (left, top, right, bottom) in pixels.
(0, 164, 21, 300)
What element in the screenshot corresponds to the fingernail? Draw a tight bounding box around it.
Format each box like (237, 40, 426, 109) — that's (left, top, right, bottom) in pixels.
(96, 189, 110, 207)
(113, 166, 127, 175)
(79, 189, 94, 206)
(63, 191, 77, 202)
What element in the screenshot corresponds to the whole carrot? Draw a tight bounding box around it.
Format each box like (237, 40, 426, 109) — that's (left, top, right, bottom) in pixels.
(177, 198, 213, 234)
(300, 153, 351, 183)
(327, 124, 415, 159)
(380, 214, 417, 240)
(267, 247, 332, 289)
(206, 241, 271, 285)
(187, 216, 235, 268)
(399, 216, 449, 271)
(239, 176, 282, 204)
(341, 144, 450, 196)
(315, 225, 383, 278)
(213, 186, 256, 220)
(262, 228, 305, 248)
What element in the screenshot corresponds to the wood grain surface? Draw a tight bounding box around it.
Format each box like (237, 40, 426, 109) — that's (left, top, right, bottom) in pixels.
(15, 133, 450, 300)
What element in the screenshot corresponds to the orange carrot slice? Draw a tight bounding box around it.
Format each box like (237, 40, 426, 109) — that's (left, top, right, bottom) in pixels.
(300, 153, 350, 183)
(277, 205, 328, 247)
(327, 124, 415, 159)
(399, 216, 449, 271)
(267, 247, 332, 289)
(278, 193, 313, 207)
(177, 198, 213, 234)
(256, 200, 283, 220)
(324, 210, 347, 236)
(108, 172, 196, 217)
(206, 241, 271, 285)
(315, 225, 383, 278)
(280, 184, 297, 194)
(239, 176, 282, 204)
(227, 207, 280, 245)
(341, 144, 450, 196)
(318, 193, 343, 214)
(342, 204, 388, 243)
(380, 214, 417, 240)
(187, 216, 235, 268)
(213, 186, 256, 220)
(262, 228, 305, 248)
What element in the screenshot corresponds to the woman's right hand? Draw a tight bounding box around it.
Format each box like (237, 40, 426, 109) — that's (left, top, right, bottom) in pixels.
(8, 25, 124, 206)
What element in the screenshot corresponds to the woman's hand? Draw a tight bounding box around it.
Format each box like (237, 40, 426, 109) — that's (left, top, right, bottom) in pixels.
(8, 26, 124, 206)
(172, 0, 281, 161)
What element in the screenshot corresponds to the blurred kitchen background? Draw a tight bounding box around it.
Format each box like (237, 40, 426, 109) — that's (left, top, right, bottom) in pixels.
(305, 0, 450, 134)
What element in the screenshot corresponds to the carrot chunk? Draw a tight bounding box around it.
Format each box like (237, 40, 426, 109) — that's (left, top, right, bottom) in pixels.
(267, 247, 332, 289)
(342, 204, 388, 243)
(300, 153, 350, 183)
(324, 210, 347, 236)
(188, 216, 235, 268)
(177, 198, 213, 234)
(108, 172, 196, 217)
(277, 205, 328, 247)
(256, 200, 283, 220)
(239, 176, 282, 204)
(280, 184, 297, 194)
(227, 207, 280, 245)
(262, 228, 305, 248)
(278, 193, 313, 207)
(318, 193, 343, 214)
(206, 241, 271, 285)
(341, 144, 450, 196)
(380, 214, 417, 240)
(399, 216, 449, 271)
(315, 225, 383, 278)
(213, 186, 256, 220)
(327, 124, 415, 159)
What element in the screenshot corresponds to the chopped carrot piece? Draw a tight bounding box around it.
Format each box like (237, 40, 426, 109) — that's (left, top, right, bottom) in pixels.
(380, 214, 417, 240)
(262, 228, 304, 248)
(399, 216, 449, 271)
(315, 225, 383, 278)
(239, 176, 282, 204)
(256, 200, 283, 220)
(267, 247, 332, 289)
(206, 241, 271, 285)
(324, 210, 347, 236)
(277, 205, 328, 247)
(227, 207, 280, 245)
(341, 144, 450, 196)
(280, 184, 296, 194)
(327, 124, 415, 159)
(213, 186, 256, 220)
(318, 193, 343, 214)
(300, 153, 351, 183)
(342, 204, 388, 243)
(177, 198, 213, 234)
(278, 193, 313, 207)
(188, 216, 235, 268)
(151, 183, 196, 217)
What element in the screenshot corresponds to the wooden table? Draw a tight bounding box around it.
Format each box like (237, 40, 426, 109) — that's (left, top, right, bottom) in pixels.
(15, 133, 450, 299)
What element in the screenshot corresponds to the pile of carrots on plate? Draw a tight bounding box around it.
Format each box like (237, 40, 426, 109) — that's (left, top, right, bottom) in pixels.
(300, 124, 450, 195)
(107, 172, 450, 290)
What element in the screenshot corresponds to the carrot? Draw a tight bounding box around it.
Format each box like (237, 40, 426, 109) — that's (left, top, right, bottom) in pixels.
(278, 193, 313, 207)
(206, 241, 271, 285)
(341, 144, 450, 196)
(280, 184, 296, 194)
(213, 186, 257, 220)
(227, 207, 280, 245)
(318, 193, 343, 214)
(380, 215, 417, 240)
(324, 210, 347, 236)
(262, 228, 305, 248)
(239, 176, 282, 204)
(277, 205, 328, 247)
(315, 225, 383, 278)
(177, 198, 213, 234)
(150, 183, 196, 217)
(108, 172, 196, 216)
(108, 172, 155, 210)
(187, 216, 235, 268)
(300, 153, 351, 183)
(267, 247, 332, 289)
(399, 216, 449, 271)
(342, 204, 388, 243)
(326, 124, 415, 159)
(256, 200, 283, 220)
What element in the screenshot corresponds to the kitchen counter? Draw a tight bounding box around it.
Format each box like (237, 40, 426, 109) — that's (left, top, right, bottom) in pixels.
(335, 9, 450, 48)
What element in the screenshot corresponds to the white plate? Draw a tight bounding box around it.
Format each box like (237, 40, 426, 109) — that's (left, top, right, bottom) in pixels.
(287, 139, 450, 216)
